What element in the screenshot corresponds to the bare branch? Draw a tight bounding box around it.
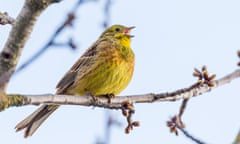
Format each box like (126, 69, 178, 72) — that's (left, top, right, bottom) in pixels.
(178, 126, 206, 144)
(166, 66, 216, 139)
(0, 12, 15, 25)
(14, 10, 76, 74)
(164, 67, 238, 143)
(15, 0, 97, 74)
(3, 69, 240, 111)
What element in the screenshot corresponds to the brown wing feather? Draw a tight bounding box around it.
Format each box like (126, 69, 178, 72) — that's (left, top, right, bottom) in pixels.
(56, 41, 98, 94)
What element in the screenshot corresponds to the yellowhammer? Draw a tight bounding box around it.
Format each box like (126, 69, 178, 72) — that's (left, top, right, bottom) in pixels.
(15, 24, 135, 138)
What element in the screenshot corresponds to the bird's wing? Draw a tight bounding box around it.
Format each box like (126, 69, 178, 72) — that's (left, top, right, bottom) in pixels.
(56, 38, 112, 94)
(56, 41, 98, 94)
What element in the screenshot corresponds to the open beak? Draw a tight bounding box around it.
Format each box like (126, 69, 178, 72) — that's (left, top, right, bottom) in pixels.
(124, 26, 135, 38)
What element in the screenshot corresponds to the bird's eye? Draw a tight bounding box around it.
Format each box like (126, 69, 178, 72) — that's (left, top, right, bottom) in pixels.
(115, 27, 121, 32)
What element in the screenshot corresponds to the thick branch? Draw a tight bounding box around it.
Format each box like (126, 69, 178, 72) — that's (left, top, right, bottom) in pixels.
(233, 130, 240, 144)
(0, 0, 60, 108)
(3, 69, 240, 111)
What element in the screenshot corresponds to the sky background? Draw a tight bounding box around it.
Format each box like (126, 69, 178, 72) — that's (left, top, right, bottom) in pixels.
(1, 0, 240, 144)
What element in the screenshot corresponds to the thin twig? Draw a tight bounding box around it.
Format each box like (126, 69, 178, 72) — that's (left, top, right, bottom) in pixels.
(14, 12, 75, 74)
(178, 98, 189, 119)
(14, 0, 97, 74)
(167, 66, 217, 143)
(178, 127, 207, 144)
(167, 116, 206, 144)
(0, 12, 15, 25)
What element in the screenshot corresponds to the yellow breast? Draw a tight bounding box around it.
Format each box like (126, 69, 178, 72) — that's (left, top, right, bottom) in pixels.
(68, 38, 134, 96)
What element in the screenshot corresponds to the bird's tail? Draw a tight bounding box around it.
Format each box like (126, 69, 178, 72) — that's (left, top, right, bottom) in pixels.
(15, 104, 59, 138)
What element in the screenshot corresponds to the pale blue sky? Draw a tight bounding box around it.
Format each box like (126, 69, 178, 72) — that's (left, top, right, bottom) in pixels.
(1, 0, 240, 144)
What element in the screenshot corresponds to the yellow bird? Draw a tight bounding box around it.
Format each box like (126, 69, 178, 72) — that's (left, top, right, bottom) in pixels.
(15, 25, 135, 138)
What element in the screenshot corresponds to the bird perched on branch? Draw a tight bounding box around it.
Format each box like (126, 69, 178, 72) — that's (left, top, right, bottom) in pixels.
(15, 24, 135, 138)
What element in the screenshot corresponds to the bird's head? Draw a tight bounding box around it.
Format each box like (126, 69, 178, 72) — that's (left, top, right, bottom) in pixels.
(100, 25, 135, 39)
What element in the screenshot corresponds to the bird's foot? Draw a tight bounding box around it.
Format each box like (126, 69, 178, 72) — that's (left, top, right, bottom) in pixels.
(103, 93, 115, 103)
(89, 94, 100, 105)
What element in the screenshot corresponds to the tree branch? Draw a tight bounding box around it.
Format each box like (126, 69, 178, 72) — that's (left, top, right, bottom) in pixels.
(233, 130, 240, 144)
(0, 12, 15, 25)
(0, 0, 61, 108)
(2, 69, 240, 111)
(14, 0, 98, 74)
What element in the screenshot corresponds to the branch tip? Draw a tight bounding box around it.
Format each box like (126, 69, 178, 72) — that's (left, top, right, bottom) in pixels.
(121, 101, 139, 134)
(167, 116, 185, 136)
(64, 13, 75, 27)
(193, 66, 216, 87)
(0, 12, 15, 25)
